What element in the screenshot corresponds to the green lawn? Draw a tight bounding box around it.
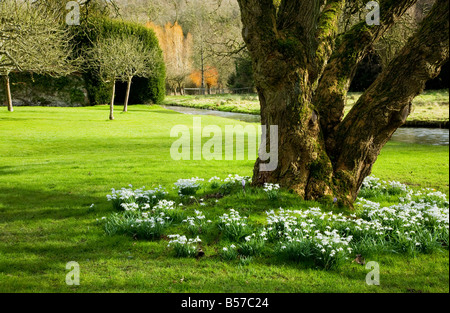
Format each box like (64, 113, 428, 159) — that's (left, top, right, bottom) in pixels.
(0, 105, 448, 293)
(164, 90, 450, 124)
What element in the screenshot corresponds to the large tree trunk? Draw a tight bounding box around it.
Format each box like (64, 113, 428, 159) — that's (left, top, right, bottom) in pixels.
(124, 76, 132, 113)
(252, 69, 337, 203)
(5, 75, 13, 112)
(110, 79, 116, 121)
(239, 0, 449, 208)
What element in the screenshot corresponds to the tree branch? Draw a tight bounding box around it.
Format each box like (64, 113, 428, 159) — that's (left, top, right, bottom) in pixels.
(315, 0, 418, 140)
(237, 0, 278, 54)
(314, 0, 346, 77)
(333, 0, 449, 197)
(277, 0, 322, 42)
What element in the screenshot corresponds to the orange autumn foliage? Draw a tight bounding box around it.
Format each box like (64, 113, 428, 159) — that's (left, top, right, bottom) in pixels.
(189, 67, 219, 88)
(146, 21, 193, 89)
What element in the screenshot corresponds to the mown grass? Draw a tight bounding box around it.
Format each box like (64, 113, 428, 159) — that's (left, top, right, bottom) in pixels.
(0, 105, 448, 293)
(164, 90, 450, 123)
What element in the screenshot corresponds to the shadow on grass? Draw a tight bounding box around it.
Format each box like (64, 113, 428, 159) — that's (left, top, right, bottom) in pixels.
(0, 187, 105, 223)
(0, 166, 29, 176)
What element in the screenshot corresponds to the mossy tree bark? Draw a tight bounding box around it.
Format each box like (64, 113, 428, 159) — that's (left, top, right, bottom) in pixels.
(238, 0, 449, 208)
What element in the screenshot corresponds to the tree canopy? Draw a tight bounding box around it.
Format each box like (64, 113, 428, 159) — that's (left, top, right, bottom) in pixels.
(0, 0, 78, 111)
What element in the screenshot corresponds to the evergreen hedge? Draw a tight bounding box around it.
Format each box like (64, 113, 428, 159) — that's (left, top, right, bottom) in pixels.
(74, 17, 166, 105)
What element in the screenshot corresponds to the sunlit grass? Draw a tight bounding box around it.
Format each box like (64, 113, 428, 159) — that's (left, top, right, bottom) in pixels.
(0, 105, 448, 293)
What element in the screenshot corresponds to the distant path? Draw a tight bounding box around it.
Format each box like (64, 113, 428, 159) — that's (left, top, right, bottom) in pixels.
(161, 105, 449, 146)
(163, 90, 449, 129)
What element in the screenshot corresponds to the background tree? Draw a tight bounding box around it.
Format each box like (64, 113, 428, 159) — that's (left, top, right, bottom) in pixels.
(147, 21, 193, 95)
(119, 0, 245, 93)
(189, 67, 220, 93)
(170, 0, 243, 94)
(0, 0, 77, 112)
(120, 36, 160, 112)
(74, 17, 165, 106)
(227, 51, 255, 90)
(89, 35, 126, 120)
(89, 33, 160, 118)
(237, 0, 449, 207)
(180, 2, 213, 94)
(372, 0, 434, 67)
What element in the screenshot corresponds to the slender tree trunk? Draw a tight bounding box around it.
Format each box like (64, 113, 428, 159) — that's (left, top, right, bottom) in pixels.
(5, 75, 13, 112)
(124, 76, 132, 113)
(178, 82, 184, 95)
(200, 46, 205, 96)
(110, 79, 115, 120)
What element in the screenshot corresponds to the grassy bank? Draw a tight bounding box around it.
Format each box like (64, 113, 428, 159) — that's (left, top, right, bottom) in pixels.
(0, 105, 448, 293)
(164, 90, 450, 127)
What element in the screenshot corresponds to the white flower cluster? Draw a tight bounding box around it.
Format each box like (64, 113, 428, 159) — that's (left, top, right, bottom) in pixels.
(154, 200, 176, 211)
(223, 174, 251, 184)
(361, 176, 382, 190)
(182, 210, 212, 234)
(208, 176, 222, 183)
(423, 190, 448, 201)
(120, 202, 140, 212)
(265, 208, 330, 239)
(174, 177, 204, 196)
(360, 176, 409, 194)
(102, 210, 172, 239)
(277, 217, 353, 268)
(219, 209, 248, 227)
(221, 244, 238, 260)
(135, 211, 170, 227)
(245, 231, 268, 242)
(218, 209, 249, 240)
(281, 229, 352, 253)
(174, 177, 204, 188)
(222, 244, 237, 252)
(168, 234, 202, 246)
(314, 230, 353, 261)
(387, 181, 409, 193)
(167, 234, 202, 257)
(359, 199, 449, 232)
(263, 183, 280, 192)
(266, 209, 300, 237)
(263, 183, 281, 200)
(107, 185, 168, 210)
(400, 188, 449, 205)
(208, 174, 252, 194)
(183, 210, 206, 226)
(107, 186, 135, 202)
(107, 185, 167, 202)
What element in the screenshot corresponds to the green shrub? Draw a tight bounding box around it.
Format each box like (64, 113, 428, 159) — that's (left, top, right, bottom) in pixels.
(73, 17, 166, 105)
